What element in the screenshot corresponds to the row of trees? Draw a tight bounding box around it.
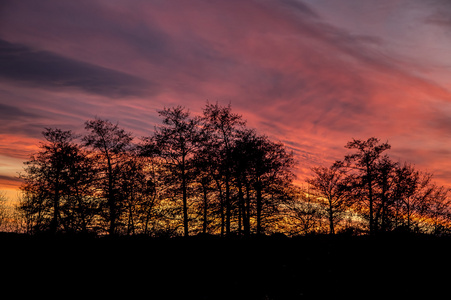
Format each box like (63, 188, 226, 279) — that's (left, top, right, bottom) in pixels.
(308, 138, 451, 235)
(19, 103, 295, 236)
(17, 103, 451, 236)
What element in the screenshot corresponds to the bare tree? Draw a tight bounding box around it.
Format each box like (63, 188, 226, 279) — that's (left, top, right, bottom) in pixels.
(427, 185, 451, 235)
(283, 186, 326, 235)
(307, 162, 350, 235)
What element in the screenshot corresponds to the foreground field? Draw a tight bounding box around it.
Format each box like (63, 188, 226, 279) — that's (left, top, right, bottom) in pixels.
(1, 233, 450, 299)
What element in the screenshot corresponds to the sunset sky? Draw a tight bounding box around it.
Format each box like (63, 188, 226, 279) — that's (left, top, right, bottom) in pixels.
(2, 0, 451, 200)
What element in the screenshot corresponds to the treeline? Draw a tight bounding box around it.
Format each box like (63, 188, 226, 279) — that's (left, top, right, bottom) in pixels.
(16, 103, 451, 236)
(19, 103, 294, 236)
(307, 138, 451, 235)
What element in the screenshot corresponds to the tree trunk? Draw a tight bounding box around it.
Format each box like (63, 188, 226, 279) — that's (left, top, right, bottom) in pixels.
(181, 158, 189, 237)
(406, 200, 411, 230)
(225, 173, 231, 236)
(213, 176, 225, 237)
(244, 181, 251, 236)
(51, 169, 61, 234)
(127, 199, 135, 235)
(202, 180, 208, 234)
(143, 199, 153, 236)
(107, 154, 116, 236)
(237, 180, 245, 235)
(328, 198, 335, 235)
(366, 164, 374, 235)
(256, 180, 262, 235)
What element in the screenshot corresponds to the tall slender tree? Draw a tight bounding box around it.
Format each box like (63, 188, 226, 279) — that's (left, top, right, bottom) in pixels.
(83, 118, 133, 235)
(192, 135, 215, 235)
(372, 156, 398, 232)
(202, 102, 245, 235)
(149, 106, 200, 237)
(342, 137, 390, 234)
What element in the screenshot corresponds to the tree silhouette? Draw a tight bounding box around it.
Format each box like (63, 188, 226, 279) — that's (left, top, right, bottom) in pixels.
(202, 102, 245, 236)
(231, 129, 296, 234)
(283, 186, 325, 235)
(149, 106, 200, 237)
(118, 149, 154, 235)
(307, 162, 350, 235)
(83, 118, 133, 235)
(342, 137, 391, 234)
(19, 128, 85, 233)
(388, 162, 422, 231)
(371, 156, 398, 232)
(229, 129, 254, 235)
(427, 185, 451, 234)
(58, 144, 98, 233)
(192, 131, 215, 235)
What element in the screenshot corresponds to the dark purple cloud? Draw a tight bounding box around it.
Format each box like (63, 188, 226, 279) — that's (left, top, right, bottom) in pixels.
(0, 39, 151, 97)
(0, 102, 37, 121)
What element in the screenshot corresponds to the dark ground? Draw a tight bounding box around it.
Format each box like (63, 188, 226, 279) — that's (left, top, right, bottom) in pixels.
(1, 232, 450, 299)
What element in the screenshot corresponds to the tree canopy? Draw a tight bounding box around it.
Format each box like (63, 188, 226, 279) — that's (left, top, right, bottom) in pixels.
(15, 105, 451, 237)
